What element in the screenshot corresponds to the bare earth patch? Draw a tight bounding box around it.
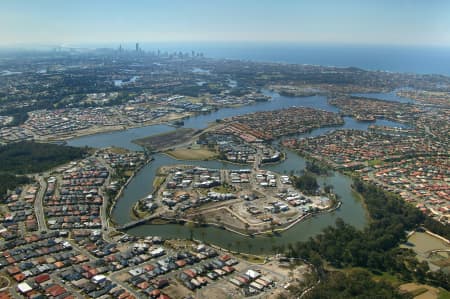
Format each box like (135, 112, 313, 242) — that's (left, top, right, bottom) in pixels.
(134, 128, 197, 151)
(166, 148, 217, 160)
(164, 280, 193, 299)
(400, 283, 439, 299)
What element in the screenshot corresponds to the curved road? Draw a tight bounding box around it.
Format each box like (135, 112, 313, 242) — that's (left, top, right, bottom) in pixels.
(34, 175, 48, 232)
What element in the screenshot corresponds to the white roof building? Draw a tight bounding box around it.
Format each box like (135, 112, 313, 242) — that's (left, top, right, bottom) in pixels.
(17, 282, 33, 294)
(245, 269, 261, 279)
(92, 274, 107, 284)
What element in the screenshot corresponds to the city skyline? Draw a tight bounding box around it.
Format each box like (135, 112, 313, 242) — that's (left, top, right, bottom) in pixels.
(1, 0, 450, 47)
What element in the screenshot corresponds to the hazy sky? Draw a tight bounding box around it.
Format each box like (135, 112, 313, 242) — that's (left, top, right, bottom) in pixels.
(1, 0, 450, 46)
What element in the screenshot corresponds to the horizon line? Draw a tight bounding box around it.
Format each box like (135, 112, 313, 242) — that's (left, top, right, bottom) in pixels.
(1, 40, 450, 49)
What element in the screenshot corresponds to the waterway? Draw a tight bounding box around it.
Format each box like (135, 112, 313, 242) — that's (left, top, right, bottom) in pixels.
(122, 149, 365, 253)
(67, 91, 408, 150)
(352, 89, 415, 104)
(67, 91, 410, 253)
(67, 124, 172, 151)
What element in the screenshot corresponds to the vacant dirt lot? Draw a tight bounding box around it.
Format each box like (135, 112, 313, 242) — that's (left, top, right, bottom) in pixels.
(134, 128, 197, 151)
(165, 148, 217, 160)
(399, 283, 440, 299)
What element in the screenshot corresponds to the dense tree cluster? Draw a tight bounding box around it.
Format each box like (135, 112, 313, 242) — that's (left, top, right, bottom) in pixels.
(0, 142, 87, 198)
(305, 161, 329, 175)
(423, 217, 450, 240)
(285, 179, 449, 292)
(0, 174, 31, 199)
(0, 141, 87, 174)
(292, 173, 319, 194)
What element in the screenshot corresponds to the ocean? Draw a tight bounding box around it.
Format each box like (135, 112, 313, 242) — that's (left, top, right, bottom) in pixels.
(133, 42, 450, 76)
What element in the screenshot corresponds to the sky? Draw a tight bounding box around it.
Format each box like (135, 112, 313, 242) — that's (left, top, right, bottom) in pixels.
(1, 0, 450, 47)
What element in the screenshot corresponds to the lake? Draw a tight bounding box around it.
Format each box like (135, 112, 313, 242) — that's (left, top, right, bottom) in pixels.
(67, 91, 409, 253)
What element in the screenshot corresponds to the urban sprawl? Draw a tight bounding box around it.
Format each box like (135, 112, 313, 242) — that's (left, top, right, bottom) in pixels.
(0, 47, 448, 299)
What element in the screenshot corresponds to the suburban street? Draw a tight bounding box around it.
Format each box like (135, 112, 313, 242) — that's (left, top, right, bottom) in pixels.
(34, 174, 48, 232)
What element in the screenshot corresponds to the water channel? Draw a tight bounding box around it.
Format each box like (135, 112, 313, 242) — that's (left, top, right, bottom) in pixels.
(67, 91, 410, 253)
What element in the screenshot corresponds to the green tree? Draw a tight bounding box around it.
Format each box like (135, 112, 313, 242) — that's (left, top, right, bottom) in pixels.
(292, 173, 319, 194)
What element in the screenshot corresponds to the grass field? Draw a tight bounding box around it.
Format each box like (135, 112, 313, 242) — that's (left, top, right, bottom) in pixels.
(438, 289, 450, 299)
(153, 175, 166, 189)
(165, 148, 217, 160)
(239, 253, 266, 264)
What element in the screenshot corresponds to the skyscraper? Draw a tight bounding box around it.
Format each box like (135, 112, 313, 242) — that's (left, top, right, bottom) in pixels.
(135, 43, 139, 52)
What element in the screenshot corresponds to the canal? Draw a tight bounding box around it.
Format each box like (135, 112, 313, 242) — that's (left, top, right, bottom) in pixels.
(67, 91, 409, 253)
